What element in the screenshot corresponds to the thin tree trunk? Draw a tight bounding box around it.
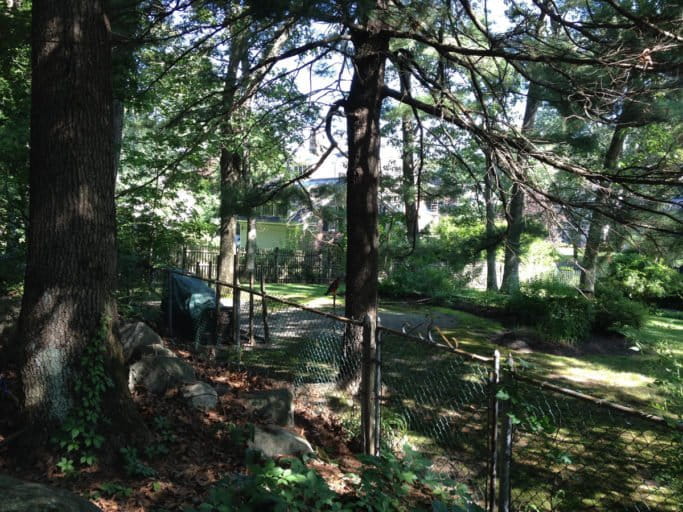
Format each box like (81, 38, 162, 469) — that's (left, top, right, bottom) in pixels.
(246, 215, 257, 273)
(399, 66, 418, 244)
(112, 98, 124, 178)
(579, 125, 626, 294)
(484, 153, 498, 291)
(500, 84, 540, 293)
(217, 146, 240, 288)
(341, 23, 389, 389)
(18, 0, 144, 452)
(500, 182, 524, 293)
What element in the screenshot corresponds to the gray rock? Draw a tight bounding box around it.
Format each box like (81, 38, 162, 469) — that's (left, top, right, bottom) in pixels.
(119, 322, 162, 362)
(248, 425, 314, 458)
(136, 343, 175, 359)
(0, 474, 102, 512)
(182, 381, 218, 410)
(128, 355, 195, 395)
(241, 388, 293, 426)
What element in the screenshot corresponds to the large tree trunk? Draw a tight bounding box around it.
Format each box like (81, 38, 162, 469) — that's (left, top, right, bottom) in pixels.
(500, 85, 540, 293)
(579, 125, 626, 294)
(340, 25, 388, 387)
(17, 0, 143, 452)
(399, 66, 418, 244)
(484, 153, 498, 291)
(216, 20, 248, 291)
(341, 22, 388, 456)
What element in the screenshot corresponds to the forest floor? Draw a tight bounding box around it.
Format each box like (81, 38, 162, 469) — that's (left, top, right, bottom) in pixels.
(0, 305, 362, 511)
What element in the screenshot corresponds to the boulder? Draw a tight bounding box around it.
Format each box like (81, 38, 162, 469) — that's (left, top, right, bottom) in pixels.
(240, 388, 293, 426)
(248, 425, 314, 458)
(119, 322, 163, 362)
(136, 343, 175, 359)
(0, 474, 102, 512)
(182, 381, 218, 410)
(128, 355, 195, 395)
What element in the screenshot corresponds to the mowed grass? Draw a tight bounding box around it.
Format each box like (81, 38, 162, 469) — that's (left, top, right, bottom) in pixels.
(243, 283, 683, 510)
(264, 282, 683, 416)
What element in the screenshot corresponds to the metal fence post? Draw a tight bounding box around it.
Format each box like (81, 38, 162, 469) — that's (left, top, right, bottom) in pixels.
(260, 271, 270, 344)
(375, 318, 382, 456)
(214, 273, 221, 345)
(361, 313, 378, 456)
(488, 350, 501, 512)
(248, 271, 255, 344)
(232, 253, 240, 350)
(167, 269, 174, 339)
(498, 354, 514, 512)
(274, 247, 279, 283)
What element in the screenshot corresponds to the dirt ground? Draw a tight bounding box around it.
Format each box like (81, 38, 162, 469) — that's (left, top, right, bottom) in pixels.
(0, 310, 361, 511)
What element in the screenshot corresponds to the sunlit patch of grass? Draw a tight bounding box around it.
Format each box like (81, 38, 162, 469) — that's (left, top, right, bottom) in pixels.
(265, 283, 345, 309)
(387, 302, 682, 415)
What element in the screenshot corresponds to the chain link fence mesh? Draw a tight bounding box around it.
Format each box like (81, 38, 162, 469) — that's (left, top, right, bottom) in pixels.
(377, 330, 493, 502)
(161, 269, 682, 512)
(504, 374, 683, 512)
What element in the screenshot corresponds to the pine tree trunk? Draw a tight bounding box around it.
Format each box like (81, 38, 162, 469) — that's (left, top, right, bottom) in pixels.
(217, 146, 240, 288)
(579, 126, 626, 294)
(500, 85, 540, 293)
(246, 215, 257, 273)
(484, 153, 498, 291)
(500, 183, 524, 293)
(18, 0, 144, 451)
(399, 66, 418, 244)
(340, 25, 388, 389)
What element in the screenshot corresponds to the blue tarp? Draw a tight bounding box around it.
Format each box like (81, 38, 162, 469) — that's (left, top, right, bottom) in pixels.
(163, 269, 216, 337)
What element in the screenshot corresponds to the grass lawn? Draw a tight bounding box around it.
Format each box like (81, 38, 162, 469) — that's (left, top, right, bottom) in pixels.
(237, 283, 682, 510)
(263, 282, 683, 416)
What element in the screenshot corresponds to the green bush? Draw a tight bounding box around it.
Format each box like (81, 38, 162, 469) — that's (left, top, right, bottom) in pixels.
(380, 260, 463, 300)
(185, 451, 483, 512)
(594, 285, 648, 332)
(507, 278, 648, 342)
(605, 252, 683, 303)
(0, 249, 24, 295)
(507, 279, 594, 344)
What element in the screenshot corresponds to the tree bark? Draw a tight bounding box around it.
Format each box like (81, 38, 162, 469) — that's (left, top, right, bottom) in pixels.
(500, 182, 524, 293)
(216, 23, 247, 290)
(341, 23, 389, 389)
(246, 215, 257, 273)
(217, 146, 240, 288)
(579, 125, 626, 294)
(17, 0, 144, 452)
(399, 66, 418, 244)
(484, 153, 498, 291)
(500, 84, 540, 293)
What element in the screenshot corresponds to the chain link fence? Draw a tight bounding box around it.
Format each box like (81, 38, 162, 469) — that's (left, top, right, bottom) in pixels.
(377, 328, 493, 503)
(504, 373, 683, 512)
(160, 268, 682, 512)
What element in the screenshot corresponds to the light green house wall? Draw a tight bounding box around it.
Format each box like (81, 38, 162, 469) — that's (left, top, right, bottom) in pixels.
(237, 219, 303, 250)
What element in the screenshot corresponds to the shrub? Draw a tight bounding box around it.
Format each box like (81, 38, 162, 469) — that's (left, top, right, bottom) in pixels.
(605, 252, 683, 303)
(0, 249, 24, 295)
(185, 451, 483, 512)
(594, 285, 648, 333)
(379, 260, 464, 300)
(507, 279, 595, 344)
